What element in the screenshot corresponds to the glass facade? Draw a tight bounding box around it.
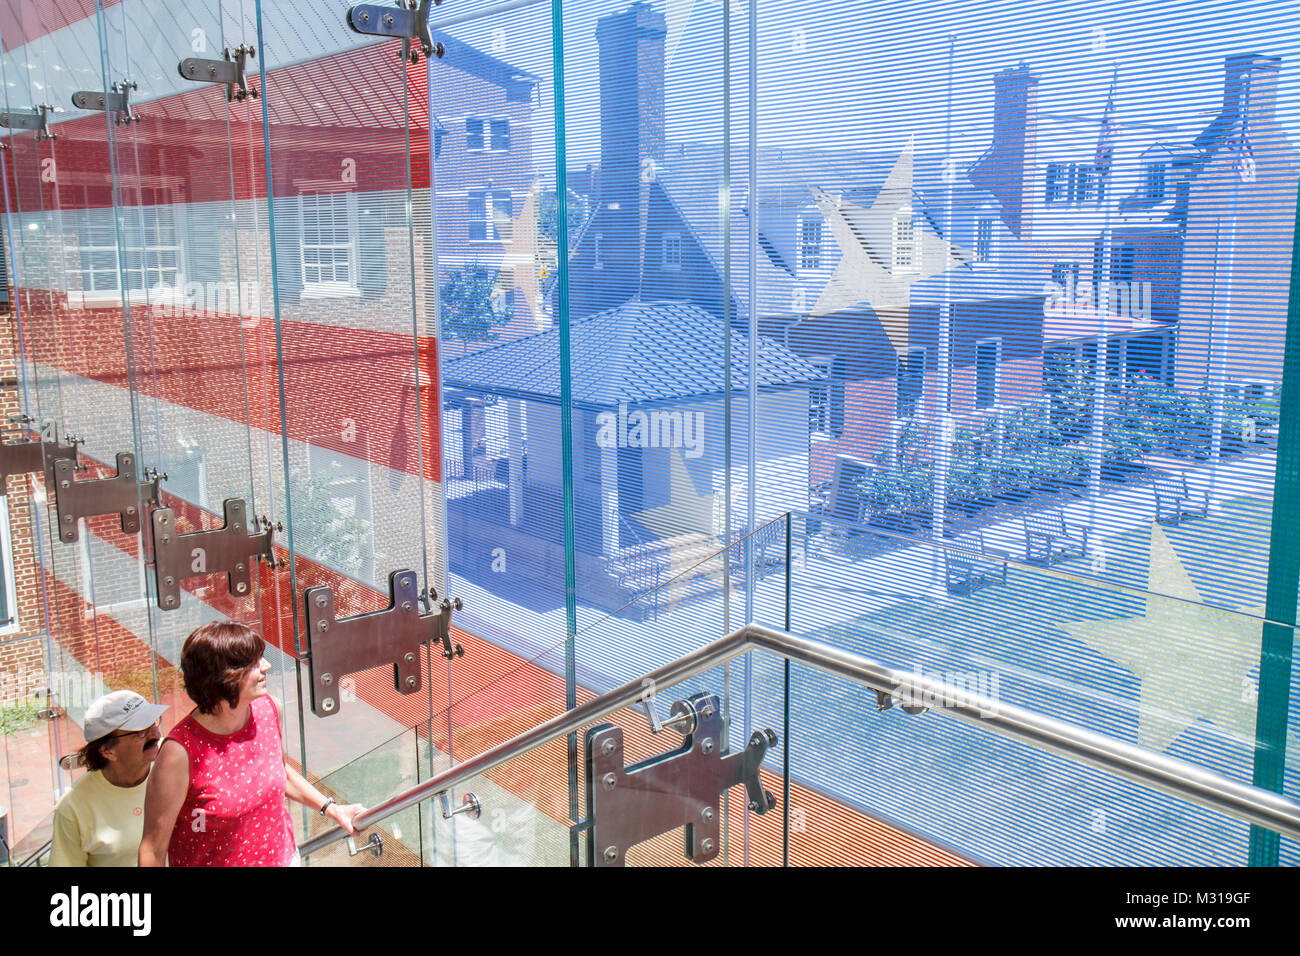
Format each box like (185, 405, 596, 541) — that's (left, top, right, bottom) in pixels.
(0, 0, 1298, 867)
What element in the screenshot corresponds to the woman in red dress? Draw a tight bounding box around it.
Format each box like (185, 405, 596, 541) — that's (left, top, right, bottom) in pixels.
(139, 622, 363, 866)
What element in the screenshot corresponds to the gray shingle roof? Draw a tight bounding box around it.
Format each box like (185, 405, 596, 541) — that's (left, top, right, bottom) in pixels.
(443, 299, 826, 405)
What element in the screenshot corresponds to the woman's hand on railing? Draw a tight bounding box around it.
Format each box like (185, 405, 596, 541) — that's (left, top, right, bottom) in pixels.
(325, 802, 367, 835)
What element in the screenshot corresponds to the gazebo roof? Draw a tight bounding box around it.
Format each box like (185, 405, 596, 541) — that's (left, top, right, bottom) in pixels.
(443, 299, 826, 406)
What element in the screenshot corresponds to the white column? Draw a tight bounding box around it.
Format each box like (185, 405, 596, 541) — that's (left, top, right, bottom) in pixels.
(507, 399, 524, 527)
(601, 440, 618, 559)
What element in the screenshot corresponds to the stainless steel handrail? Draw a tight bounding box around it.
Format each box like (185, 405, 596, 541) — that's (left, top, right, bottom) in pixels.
(299, 622, 1300, 858)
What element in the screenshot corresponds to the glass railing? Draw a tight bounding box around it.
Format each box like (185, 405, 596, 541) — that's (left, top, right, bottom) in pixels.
(3, 807, 54, 867)
(300, 517, 787, 866)
(300, 512, 1300, 866)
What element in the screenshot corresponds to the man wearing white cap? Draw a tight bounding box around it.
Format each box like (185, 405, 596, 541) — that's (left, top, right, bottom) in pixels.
(50, 690, 168, 867)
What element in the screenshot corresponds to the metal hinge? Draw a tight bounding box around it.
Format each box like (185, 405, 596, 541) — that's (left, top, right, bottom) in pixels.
(0, 104, 56, 142)
(70, 81, 141, 125)
(52, 452, 160, 543)
(584, 692, 777, 866)
(178, 45, 259, 102)
(304, 571, 465, 717)
(347, 0, 445, 64)
(0, 435, 79, 491)
(149, 499, 275, 609)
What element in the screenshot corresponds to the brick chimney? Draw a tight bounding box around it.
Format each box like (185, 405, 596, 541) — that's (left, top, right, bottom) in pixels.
(597, 2, 666, 206)
(968, 63, 1039, 239)
(1222, 53, 1281, 126)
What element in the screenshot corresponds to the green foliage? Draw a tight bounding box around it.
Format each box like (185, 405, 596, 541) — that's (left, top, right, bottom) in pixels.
(0, 698, 41, 735)
(539, 188, 588, 253)
(289, 465, 370, 580)
(440, 264, 511, 343)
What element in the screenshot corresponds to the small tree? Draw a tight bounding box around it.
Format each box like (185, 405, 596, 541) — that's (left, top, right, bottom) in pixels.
(441, 264, 511, 344)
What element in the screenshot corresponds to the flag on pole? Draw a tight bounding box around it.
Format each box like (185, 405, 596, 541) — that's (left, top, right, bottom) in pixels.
(1094, 69, 1118, 174)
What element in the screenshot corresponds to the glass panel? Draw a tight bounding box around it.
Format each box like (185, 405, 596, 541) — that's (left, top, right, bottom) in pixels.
(300, 519, 789, 866)
(255, 0, 440, 784)
(302, 724, 426, 867)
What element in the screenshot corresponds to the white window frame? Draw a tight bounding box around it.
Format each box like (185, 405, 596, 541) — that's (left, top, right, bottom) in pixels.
(465, 116, 510, 153)
(806, 354, 838, 437)
(1145, 163, 1167, 201)
(69, 204, 188, 309)
(892, 209, 917, 272)
(797, 215, 823, 271)
(76, 523, 149, 621)
(467, 188, 512, 243)
(661, 232, 682, 271)
(299, 190, 360, 299)
(975, 337, 1001, 411)
(0, 494, 20, 634)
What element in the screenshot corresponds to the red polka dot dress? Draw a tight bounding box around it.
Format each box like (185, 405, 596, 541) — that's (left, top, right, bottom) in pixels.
(165, 696, 296, 866)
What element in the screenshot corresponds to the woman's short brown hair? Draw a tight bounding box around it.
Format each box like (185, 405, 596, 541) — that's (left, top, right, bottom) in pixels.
(179, 622, 266, 713)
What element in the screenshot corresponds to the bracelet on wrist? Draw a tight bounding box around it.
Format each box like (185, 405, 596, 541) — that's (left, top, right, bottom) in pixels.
(319, 796, 336, 816)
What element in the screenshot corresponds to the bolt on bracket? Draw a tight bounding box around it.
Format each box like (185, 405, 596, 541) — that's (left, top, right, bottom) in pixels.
(178, 45, 258, 102)
(0, 104, 56, 141)
(52, 452, 159, 543)
(71, 81, 141, 125)
(422, 586, 464, 660)
(149, 498, 273, 610)
(304, 571, 466, 717)
(584, 692, 778, 867)
(347, 0, 445, 64)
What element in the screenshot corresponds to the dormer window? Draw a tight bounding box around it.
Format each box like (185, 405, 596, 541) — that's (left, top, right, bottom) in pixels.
(799, 217, 822, 270)
(662, 233, 682, 270)
(893, 210, 916, 271)
(1047, 162, 1105, 204)
(974, 217, 994, 264)
(1145, 163, 1167, 201)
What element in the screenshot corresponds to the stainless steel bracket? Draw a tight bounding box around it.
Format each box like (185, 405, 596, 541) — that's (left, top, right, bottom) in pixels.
(0, 437, 78, 489)
(304, 571, 466, 717)
(438, 791, 481, 821)
(346, 833, 383, 858)
(149, 498, 273, 609)
(423, 587, 465, 660)
(0, 104, 56, 141)
(178, 45, 258, 102)
(584, 692, 777, 867)
(52, 452, 159, 543)
(347, 0, 445, 64)
(71, 81, 141, 125)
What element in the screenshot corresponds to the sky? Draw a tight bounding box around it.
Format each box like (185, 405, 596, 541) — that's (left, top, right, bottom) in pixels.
(435, 0, 1300, 174)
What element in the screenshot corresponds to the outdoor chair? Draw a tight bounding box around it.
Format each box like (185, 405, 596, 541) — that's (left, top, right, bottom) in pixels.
(1152, 473, 1209, 525)
(944, 531, 1009, 594)
(1022, 511, 1090, 565)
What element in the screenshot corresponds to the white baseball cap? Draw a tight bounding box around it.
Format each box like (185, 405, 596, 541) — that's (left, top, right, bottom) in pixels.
(59, 691, 169, 769)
